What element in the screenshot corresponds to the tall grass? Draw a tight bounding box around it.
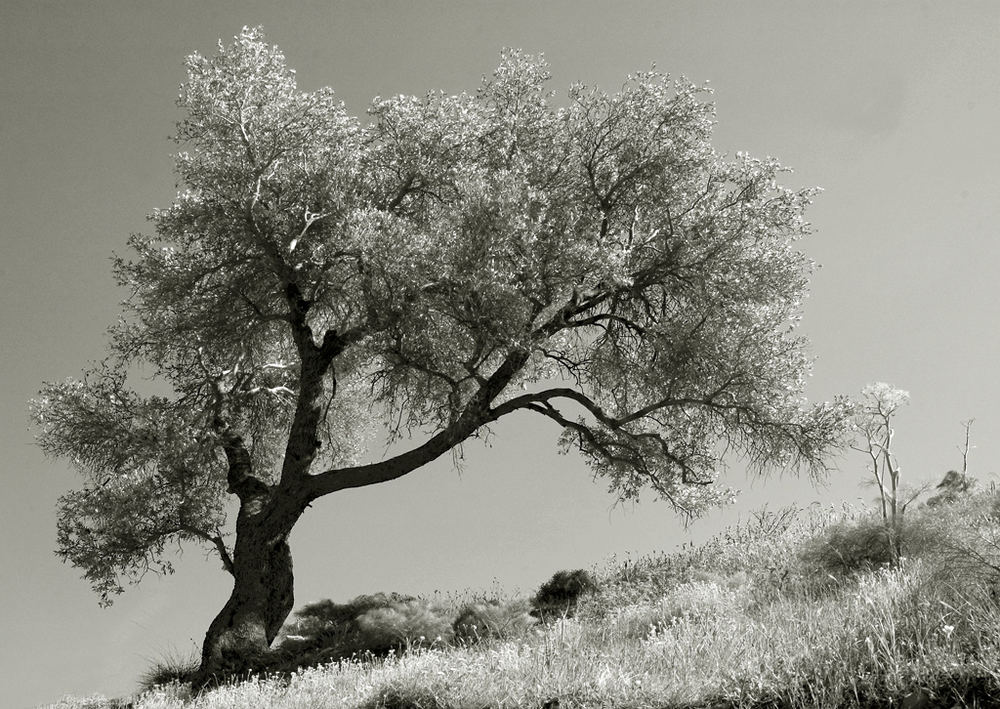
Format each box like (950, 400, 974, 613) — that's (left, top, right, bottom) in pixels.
(46, 493, 1000, 708)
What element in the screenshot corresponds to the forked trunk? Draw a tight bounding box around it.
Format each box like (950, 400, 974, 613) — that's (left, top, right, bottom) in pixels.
(195, 338, 334, 684)
(196, 509, 298, 684)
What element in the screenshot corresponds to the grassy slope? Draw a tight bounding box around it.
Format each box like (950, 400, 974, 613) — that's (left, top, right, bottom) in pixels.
(45, 492, 1000, 709)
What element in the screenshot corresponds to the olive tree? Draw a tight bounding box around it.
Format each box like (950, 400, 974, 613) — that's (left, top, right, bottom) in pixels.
(32, 28, 850, 680)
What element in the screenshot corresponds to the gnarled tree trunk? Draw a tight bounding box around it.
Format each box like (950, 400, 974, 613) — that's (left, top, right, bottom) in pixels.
(195, 324, 340, 684)
(196, 493, 303, 684)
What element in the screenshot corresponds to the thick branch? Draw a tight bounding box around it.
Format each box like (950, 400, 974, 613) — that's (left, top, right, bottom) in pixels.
(277, 292, 367, 487)
(307, 348, 530, 499)
(492, 387, 615, 425)
(490, 385, 735, 430)
(521, 400, 706, 491)
(217, 429, 270, 502)
(306, 419, 476, 497)
(383, 173, 417, 212)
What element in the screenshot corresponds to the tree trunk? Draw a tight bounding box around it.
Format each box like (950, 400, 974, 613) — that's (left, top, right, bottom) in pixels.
(196, 502, 300, 684)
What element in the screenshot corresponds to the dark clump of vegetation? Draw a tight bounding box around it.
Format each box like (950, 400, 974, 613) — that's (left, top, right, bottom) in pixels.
(722, 664, 1000, 709)
(927, 469, 977, 508)
(799, 515, 901, 575)
(138, 587, 547, 692)
(358, 685, 454, 709)
(531, 569, 598, 620)
(142, 593, 455, 690)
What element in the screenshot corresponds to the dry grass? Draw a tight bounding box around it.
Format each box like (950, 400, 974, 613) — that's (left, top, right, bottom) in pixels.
(48, 495, 1000, 709)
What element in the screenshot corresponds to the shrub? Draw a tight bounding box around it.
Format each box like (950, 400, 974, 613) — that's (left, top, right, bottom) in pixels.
(799, 516, 898, 576)
(798, 510, 953, 580)
(273, 592, 430, 669)
(926, 470, 976, 508)
(532, 569, 598, 619)
(356, 598, 454, 652)
(915, 491, 1000, 605)
(452, 600, 536, 643)
(281, 592, 418, 643)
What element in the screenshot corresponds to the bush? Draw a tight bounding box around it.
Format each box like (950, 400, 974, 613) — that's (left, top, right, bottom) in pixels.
(356, 598, 454, 651)
(452, 600, 536, 643)
(532, 569, 598, 619)
(274, 592, 435, 669)
(281, 592, 418, 642)
(915, 491, 1000, 605)
(798, 508, 960, 584)
(799, 516, 899, 576)
(927, 470, 976, 508)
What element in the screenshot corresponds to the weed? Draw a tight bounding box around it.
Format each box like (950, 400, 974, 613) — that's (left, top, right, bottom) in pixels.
(139, 650, 200, 691)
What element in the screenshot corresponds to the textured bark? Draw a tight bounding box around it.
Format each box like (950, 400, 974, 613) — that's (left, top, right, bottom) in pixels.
(195, 313, 339, 683)
(196, 497, 301, 683)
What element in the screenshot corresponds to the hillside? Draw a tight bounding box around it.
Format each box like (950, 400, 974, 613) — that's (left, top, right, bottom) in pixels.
(44, 491, 1000, 709)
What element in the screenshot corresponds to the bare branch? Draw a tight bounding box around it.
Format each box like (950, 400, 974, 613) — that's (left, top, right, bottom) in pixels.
(181, 525, 235, 575)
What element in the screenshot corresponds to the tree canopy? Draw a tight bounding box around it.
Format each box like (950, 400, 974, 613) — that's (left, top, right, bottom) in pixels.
(32, 27, 850, 608)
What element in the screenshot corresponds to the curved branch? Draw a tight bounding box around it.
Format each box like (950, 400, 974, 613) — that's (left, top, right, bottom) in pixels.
(307, 348, 531, 499)
(492, 387, 615, 425)
(518, 397, 706, 486)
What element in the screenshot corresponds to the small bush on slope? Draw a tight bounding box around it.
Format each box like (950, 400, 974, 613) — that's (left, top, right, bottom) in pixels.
(797, 512, 954, 581)
(280, 593, 417, 644)
(797, 489, 1000, 603)
(355, 599, 454, 651)
(532, 569, 598, 620)
(271, 593, 450, 670)
(452, 600, 536, 643)
(919, 487, 1000, 582)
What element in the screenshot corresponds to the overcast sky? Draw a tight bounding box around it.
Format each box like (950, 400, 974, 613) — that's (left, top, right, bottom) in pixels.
(3, 2, 1000, 706)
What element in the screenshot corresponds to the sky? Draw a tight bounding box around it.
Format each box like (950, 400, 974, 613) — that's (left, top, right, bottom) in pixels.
(2, 1, 999, 706)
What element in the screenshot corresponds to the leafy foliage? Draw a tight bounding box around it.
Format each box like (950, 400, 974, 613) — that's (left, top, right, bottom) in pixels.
(532, 569, 598, 618)
(798, 507, 967, 587)
(275, 594, 418, 663)
(31, 377, 229, 605)
(32, 27, 850, 609)
(799, 516, 900, 576)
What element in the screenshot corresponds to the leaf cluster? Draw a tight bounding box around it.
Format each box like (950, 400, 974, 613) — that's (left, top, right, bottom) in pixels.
(32, 27, 852, 602)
